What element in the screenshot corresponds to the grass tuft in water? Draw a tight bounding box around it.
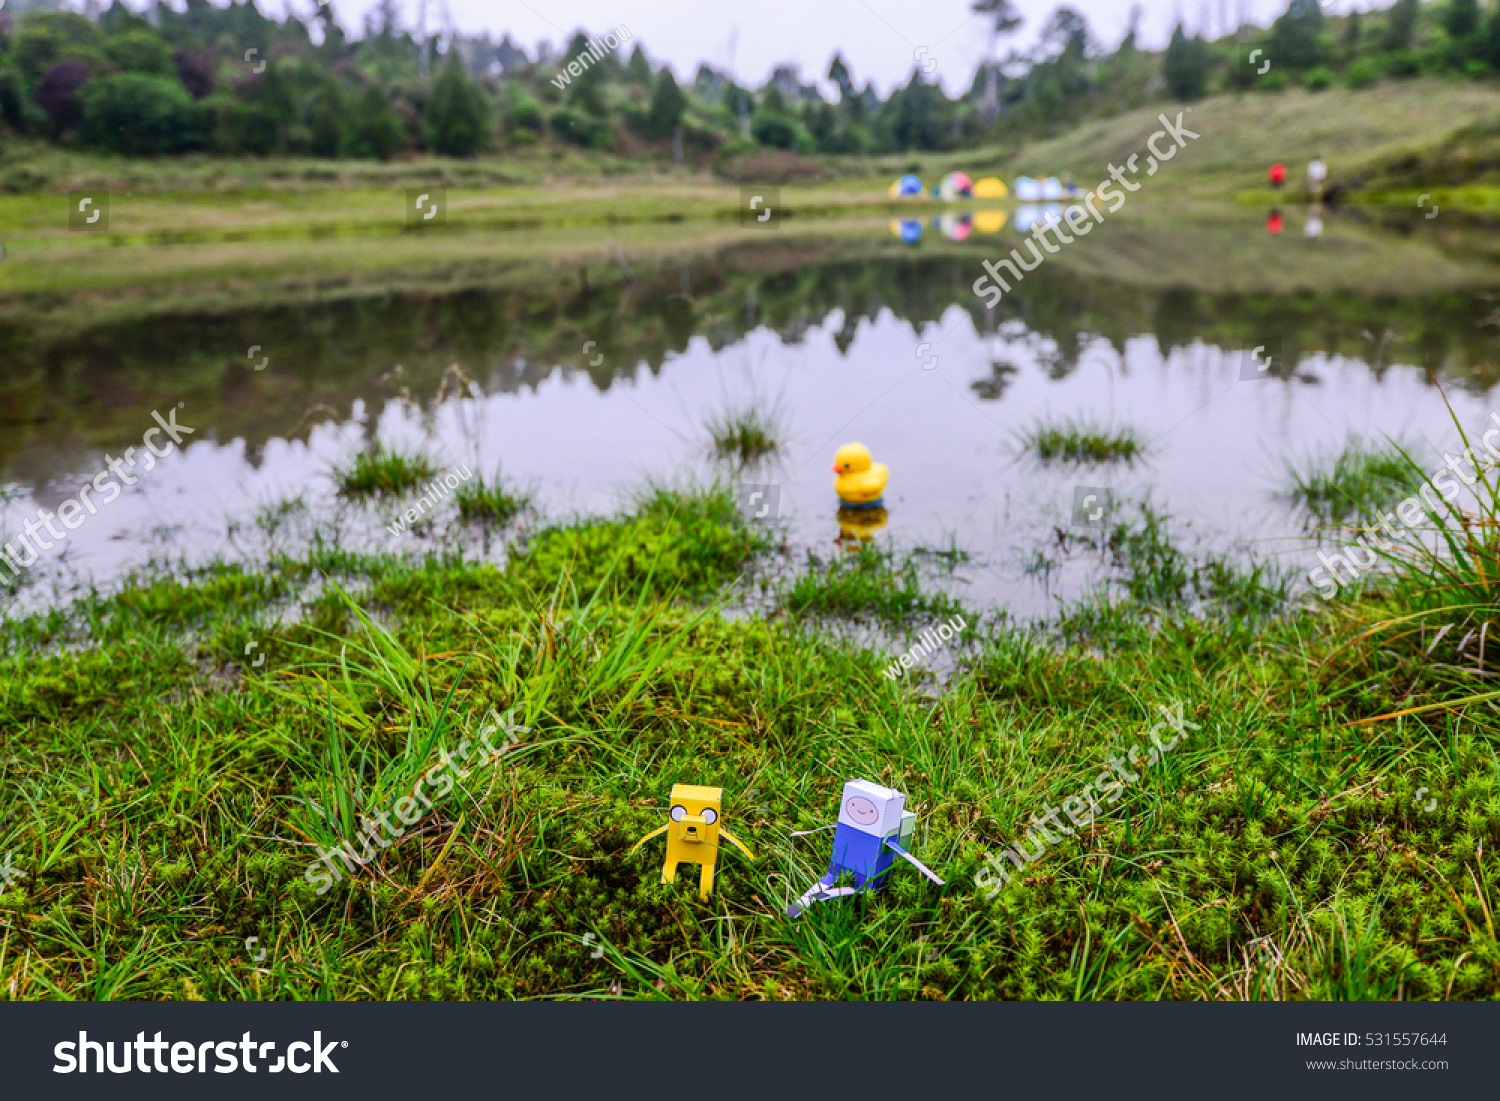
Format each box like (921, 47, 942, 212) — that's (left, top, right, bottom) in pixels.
(1324, 410, 1500, 715)
(1020, 417, 1146, 463)
(455, 470, 534, 525)
(1281, 436, 1425, 524)
(704, 403, 785, 466)
(334, 446, 439, 498)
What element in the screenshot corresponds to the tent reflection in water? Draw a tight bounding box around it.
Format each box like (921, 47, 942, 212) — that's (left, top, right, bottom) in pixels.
(890, 218, 923, 243)
(973, 209, 1007, 233)
(1013, 204, 1062, 233)
(936, 213, 973, 241)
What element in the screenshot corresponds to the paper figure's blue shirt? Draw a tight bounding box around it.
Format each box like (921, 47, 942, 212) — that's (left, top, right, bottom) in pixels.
(828, 822, 897, 887)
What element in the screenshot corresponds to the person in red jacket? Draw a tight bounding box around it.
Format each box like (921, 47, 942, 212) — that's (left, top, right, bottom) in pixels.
(1269, 162, 1287, 189)
(1267, 208, 1283, 234)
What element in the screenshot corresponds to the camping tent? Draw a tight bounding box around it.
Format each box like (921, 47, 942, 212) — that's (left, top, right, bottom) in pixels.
(888, 174, 925, 198)
(973, 177, 1008, 199)
(1013, 176, 1041, 201)
(1039, 176, 1064, 199)
(936, 171, 974, 200)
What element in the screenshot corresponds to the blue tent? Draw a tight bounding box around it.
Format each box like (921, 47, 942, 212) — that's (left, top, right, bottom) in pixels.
(889, 174, 925, 198)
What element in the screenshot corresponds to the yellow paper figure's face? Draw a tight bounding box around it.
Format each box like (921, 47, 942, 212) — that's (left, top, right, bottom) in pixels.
(668, 784, 723, 846)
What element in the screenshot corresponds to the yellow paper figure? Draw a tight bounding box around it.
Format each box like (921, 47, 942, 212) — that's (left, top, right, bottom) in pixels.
(630, 784, 754, 900)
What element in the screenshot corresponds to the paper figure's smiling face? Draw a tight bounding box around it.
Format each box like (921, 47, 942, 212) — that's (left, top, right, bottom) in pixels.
(837, 780, 905, 836)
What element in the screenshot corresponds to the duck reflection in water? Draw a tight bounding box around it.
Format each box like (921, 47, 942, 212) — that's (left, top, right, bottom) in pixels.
(836, 506, 889, 549)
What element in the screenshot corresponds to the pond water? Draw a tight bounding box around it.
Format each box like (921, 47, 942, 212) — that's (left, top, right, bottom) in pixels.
(4, 214, 1499, 619)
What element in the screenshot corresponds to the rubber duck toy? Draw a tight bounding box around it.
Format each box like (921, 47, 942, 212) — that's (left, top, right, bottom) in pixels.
(832, 442, 888, 509)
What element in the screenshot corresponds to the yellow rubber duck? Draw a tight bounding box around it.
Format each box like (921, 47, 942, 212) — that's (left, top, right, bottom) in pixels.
(832, 442, 888, 508)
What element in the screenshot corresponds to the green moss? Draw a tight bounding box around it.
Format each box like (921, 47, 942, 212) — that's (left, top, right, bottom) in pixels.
(0, 481, 1496, 1001)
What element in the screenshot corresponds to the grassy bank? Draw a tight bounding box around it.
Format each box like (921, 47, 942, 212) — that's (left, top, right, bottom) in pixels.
(1, 477, 1496, 1000)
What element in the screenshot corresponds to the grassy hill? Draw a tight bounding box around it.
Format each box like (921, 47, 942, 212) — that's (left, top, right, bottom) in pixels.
(1000, 80, 1500, 203)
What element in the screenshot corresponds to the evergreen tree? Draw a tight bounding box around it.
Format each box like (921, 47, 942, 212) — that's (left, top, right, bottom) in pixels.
(972, 0, 1022, 119)
(349, 84, 405, 159)
(644, 68, 684, 139)
(626, 45, 652, 86)
(1444, 0, 1480, 40)
(827, 53, 854, 99)
(1271, 0, 1326, 70)
(424, 53, 489, 155)
(1162, 24, 1209, 99)
(564, 31, 608, 116)
(1481, 5, 1500, 67)
(1382, 0, 1420, 50)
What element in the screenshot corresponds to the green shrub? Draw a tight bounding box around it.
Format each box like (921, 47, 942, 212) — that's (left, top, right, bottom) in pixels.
(1303, 65, 1334, 90)
(1257, 68, 1290, 91)
(750, 109, 801, 149)
(100, 28, 173, 76)
(10, 10, 101, 85)
(1344, 56, 1383, 88)
(550, 105, 611, 148)
(503, 85, 544, 134)
(1385, 49, 1421, 76)
(81, 73, 207, 154)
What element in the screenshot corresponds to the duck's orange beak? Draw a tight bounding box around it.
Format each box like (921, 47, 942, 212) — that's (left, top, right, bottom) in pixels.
(831, 464, 841, 472)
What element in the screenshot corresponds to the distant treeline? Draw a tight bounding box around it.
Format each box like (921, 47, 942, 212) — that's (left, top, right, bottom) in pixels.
(0, 0, 1495, 160)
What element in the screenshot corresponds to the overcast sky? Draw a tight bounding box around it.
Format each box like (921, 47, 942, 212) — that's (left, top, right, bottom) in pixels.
(309, 0, 1312, 95)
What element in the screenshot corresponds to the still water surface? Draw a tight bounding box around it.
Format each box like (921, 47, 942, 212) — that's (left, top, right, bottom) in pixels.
(4, 232, 1498, 618)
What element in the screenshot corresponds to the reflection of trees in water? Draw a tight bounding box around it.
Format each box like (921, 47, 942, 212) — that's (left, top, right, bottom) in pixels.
(971, 360, 1020, 400)
(3, 247, 1498, 479)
